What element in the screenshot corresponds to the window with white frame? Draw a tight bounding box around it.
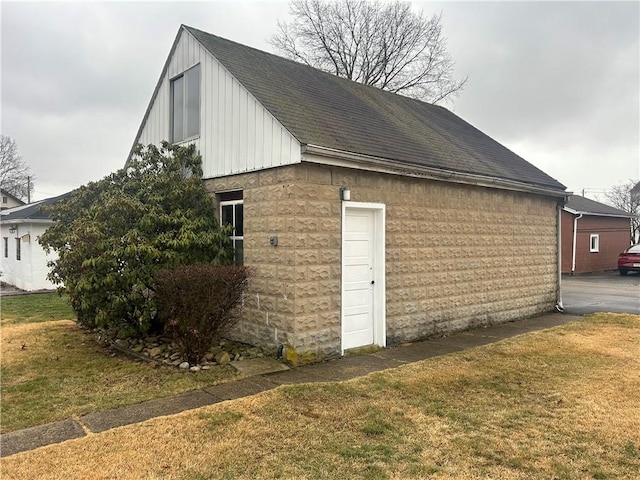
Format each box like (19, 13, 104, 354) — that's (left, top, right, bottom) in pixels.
(590, 234, 600, 253)
(16, 238, 21, 261)
(170, 64, 200, 143)
(3, 237, 8, 258)
(220, 191, 244, 266)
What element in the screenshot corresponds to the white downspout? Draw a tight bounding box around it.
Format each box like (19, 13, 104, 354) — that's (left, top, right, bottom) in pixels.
(556, 203, 564, 311)
(571, 213, 583, 274)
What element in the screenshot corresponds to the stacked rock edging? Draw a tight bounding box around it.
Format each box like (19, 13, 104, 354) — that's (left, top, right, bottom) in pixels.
(96, 330, 266, 372)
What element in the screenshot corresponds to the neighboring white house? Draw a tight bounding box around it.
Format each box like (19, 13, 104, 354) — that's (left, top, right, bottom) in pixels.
(0, 193, 69, 291)
(1, 188, 25, 211)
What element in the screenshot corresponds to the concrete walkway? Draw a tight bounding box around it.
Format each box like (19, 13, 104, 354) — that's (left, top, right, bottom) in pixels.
(0, 312, 581, 458)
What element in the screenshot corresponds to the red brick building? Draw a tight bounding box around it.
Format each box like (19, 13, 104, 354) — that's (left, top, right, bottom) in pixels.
(561, 195, 633, 274)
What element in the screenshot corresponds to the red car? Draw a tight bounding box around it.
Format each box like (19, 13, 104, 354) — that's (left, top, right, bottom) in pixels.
(618, 244, 640, 275)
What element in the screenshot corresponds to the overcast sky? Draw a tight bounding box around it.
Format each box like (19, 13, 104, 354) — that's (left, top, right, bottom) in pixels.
(2, 1, 638, 202)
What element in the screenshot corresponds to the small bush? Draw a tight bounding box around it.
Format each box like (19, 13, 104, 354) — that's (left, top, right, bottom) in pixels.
(155, 264, 251, 364)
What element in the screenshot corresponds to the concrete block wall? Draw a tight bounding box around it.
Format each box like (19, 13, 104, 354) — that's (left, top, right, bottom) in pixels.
(206, 163, 559, 363)
(205, 163, 343, 362)
(332, 167, 558, 346)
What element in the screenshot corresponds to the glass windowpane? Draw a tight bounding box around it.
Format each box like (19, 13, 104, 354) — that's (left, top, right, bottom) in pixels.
(185, 65, 200, 138)
(222, 204, 234, 231)
(171, 76, 184, 142)
(235, 204, 244, 236)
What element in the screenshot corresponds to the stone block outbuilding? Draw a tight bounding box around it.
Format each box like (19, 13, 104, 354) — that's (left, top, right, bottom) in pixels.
(128, 25, 567, 363)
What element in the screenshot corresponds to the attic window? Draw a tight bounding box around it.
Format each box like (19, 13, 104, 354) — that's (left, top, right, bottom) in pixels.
(171, 64, 200, 143)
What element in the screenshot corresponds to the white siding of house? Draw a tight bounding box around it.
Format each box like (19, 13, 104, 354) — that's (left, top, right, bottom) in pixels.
(1, 196, 24, 210)
(0, 223, 57, 291)
(135, 29, 301, 179)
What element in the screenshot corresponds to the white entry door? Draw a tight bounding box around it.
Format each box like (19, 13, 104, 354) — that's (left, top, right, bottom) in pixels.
(342, 204, 385, 352)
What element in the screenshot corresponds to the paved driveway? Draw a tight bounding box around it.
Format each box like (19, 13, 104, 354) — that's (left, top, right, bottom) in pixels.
(562, 271, 640, 315)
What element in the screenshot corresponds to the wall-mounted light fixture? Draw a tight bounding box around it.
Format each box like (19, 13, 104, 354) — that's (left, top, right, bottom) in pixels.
(8, 226, 17, 234)
(340, 187, 351, 201)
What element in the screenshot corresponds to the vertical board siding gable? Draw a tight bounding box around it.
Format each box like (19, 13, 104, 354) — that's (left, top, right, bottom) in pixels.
(135, 28, 301, 178)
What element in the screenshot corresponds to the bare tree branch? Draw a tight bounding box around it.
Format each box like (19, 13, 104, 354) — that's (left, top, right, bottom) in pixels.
(270, 0, 467, 104)
(0, 135, 35, 202)
(606, 179, 640, 244)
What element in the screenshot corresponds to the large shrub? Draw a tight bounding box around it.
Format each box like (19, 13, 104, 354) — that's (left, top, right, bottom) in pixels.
(39, 142, 233, 334)
(155, 264, 251, 364)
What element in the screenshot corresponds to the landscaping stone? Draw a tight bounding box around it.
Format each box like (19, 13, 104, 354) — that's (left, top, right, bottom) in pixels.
(149, 346, 164, 357)
(96, 326, 267, 372)
(247, 347, 263, 357)
(215, 351, 231, 365)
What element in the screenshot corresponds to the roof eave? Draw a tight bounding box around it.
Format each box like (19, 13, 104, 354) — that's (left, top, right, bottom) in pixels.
(562, 207, 635, 219)
(1, 218, 54, 226)
(302, 144, 567, 198)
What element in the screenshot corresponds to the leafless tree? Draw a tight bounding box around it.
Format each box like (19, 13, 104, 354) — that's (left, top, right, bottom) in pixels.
(0, 135, 34, 202)
(606, 179, 640, 244)
(270, 0, 467, 104)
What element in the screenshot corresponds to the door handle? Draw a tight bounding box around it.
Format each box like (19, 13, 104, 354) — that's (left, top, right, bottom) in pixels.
(371, 280, 375, 285)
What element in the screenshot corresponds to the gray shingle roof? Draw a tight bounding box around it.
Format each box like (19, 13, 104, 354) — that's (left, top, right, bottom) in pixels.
(564, 195, 632, 217)
(185, 25, 566, 192)
(1, 192, 72, 222)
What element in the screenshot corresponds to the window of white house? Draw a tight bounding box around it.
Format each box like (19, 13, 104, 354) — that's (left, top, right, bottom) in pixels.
(16, 238, 21, 261)
(3, 237, 8, 258)
(171, 64, 200, 143)
(2, 196, 7, 204)
(590, 234, 600, 253)
(220, 191, 244, 266)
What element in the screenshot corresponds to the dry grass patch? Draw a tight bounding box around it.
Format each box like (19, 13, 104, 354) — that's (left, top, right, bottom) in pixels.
(2, 313, 639, 479)
(1, 296, 241, 433)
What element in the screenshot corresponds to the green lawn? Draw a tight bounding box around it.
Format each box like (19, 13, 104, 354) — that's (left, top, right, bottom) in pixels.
(1, 292, 75, 324)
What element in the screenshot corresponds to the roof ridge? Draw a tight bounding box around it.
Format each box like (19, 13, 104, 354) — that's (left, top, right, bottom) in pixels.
(182, 24, 452, 112)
